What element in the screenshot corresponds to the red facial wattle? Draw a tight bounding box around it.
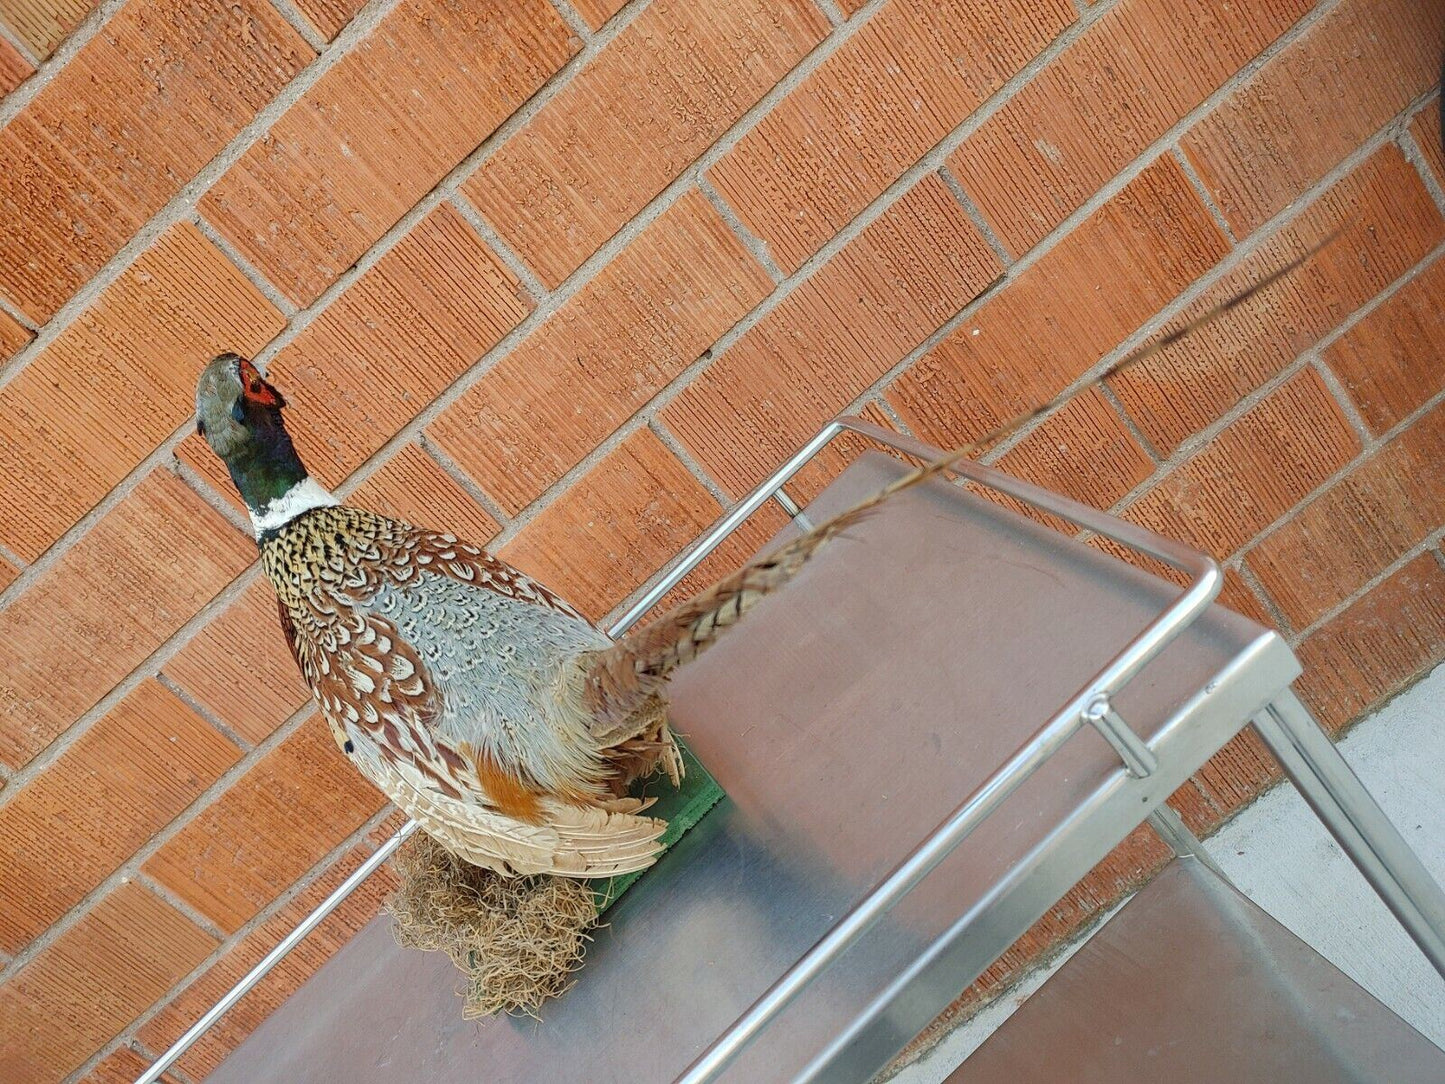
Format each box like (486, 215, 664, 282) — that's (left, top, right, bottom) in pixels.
(238, 358, 284, 409)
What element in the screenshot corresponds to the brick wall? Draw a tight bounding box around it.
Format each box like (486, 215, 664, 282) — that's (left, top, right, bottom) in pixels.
(0, 0, 1441, 1079)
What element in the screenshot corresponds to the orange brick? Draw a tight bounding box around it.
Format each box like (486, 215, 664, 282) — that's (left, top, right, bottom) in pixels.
(994, 388, 1154, 517)
(664, 174, 1001, 497)
(80, 1046, 178, 1084)
(1410, 99, 1445, 188)
(429, 191, 772, 514)
(1325, 255, 1445, 435)
(569, 0, 625, 31)
(0, 555, 16, 594)
(0, 882, 217, 1083)
(709, 0, 1073, 273)
(164, 578, 310, 746)
(950, 0, 1309, 255)
(195, 430, 508, 540)
(464, 0, 829, 287)
(1191, 726, 1281, 819)
(0, 0, 312, 321)
(1124, 368, 1360, 560)
(0, 31, 32, 94)
(0, 117, 139, 324)
(139, 843, 396, 1079)
(1217, 567, 1275, 627)
(176, 427, 239, 514)
(1164, 779, 1220, 836)
(969, 391, 1152, 537)
(187, 205, 530, 500)
(1082, 531, 1185, 594)
(0, 305, 30, 363)
(24, 0, 308, 220)
(294, 0, 364, 39)
(1295, 552, 1445, 734)
(1, 0, 102, 56)
(203, 0, 573, 305)
(1246, 401, 1445, 629)
(144, 714, 384, 932)
(351, 442, 501, 542)
(367, 808, 410, 848)
(0, 679, 240, 954)
(885, 157, 1227, 449)
(0, 470, 252, 769)
(1182, 0, 1445, 237)
(501, 429, 720, 621)
(1109, 145, 1444, 452)
(0, 223, 286, 561)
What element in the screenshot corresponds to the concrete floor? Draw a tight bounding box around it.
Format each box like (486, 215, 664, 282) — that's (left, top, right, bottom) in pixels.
(897, 662, 1445, 1082)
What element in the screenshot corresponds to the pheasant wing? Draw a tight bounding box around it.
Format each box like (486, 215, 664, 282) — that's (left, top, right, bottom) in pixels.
(281, 582, 663, 878)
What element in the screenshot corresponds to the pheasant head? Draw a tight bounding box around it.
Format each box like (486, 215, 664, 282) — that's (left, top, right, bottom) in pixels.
(196, 353, 336, 537)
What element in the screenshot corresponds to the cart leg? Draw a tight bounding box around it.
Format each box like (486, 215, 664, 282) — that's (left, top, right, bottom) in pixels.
(1146, 804, 1227, 878)
(1251, 690, 1445, 979)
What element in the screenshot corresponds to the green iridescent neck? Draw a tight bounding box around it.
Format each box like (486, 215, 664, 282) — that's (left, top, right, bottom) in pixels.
(224, 425, 309, 515)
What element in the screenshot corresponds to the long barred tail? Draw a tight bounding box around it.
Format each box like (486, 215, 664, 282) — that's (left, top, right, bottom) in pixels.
(584, 497, 878, 736)
(583, 231, 1340, 734)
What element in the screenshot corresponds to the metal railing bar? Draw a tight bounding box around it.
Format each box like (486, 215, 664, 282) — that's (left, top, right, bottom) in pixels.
(676, 419, 1221, 1083)
(135, 820, 420, 1084)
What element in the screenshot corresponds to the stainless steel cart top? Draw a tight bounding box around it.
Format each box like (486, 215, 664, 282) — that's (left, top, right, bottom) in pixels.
(145, 419, 1445, 1084)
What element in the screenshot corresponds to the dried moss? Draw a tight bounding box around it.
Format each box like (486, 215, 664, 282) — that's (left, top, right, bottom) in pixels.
(385, 833, 598, 1018)
(383, 746, 723, 1018)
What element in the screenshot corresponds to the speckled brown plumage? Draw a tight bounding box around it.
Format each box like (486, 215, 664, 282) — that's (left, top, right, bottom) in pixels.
(259, 502, 676, 877)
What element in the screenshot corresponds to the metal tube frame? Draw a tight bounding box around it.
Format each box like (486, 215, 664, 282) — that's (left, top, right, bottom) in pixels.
(142, 415, 1225, 1084)
(1250, 691, 1445, 977)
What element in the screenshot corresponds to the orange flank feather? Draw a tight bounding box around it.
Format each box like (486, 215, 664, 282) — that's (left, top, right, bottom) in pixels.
(466, 744, 545, 824)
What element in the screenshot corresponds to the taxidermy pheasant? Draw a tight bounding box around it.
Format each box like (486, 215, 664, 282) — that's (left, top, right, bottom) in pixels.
(193, 243, 1325, 881)
(195, 354, 871, 879)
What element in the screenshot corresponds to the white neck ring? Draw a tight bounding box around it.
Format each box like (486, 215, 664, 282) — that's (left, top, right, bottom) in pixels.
(249, 477, 339, 536)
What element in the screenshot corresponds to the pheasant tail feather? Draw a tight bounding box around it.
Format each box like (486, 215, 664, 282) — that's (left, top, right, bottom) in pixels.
(584, 229, 1341, 732)
(583, 500, 878, 736)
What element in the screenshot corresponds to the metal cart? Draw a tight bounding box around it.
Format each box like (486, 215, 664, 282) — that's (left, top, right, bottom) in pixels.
(143, 418, 1445, 1083)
